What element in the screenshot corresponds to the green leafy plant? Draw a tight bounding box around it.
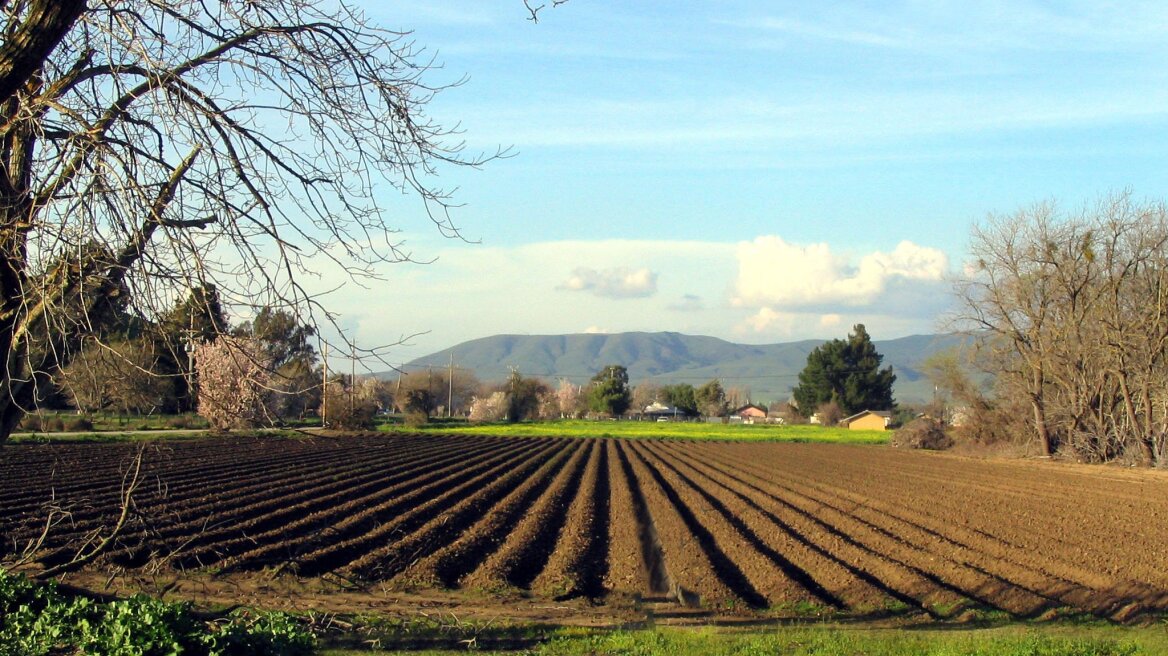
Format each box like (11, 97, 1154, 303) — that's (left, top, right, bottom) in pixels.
(0, 569, 313, 655)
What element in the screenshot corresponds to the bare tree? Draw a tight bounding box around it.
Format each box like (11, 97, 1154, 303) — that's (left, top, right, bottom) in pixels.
(60, 338, 174, 415)
(0, 1, 532, 441)
(954, 193, 1168, 464)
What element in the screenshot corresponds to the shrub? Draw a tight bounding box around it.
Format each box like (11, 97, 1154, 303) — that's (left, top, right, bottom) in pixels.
(18, 414, 43, 432)
(320, 379, 379, 430)
(167, 414, 202, 429)
(63, 416, 95, 432)
(891, 417, 952, 450)
(814, 401, 844, 427)
(0, 569, 313, 656)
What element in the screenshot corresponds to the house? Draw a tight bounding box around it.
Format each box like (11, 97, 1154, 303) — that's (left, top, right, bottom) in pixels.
(842, 410, 894, 430)
(643, 401, 683, 420)
(731, 404, 767, 419)
(730, 403, 767, 424)
(767, 402, 796, 425)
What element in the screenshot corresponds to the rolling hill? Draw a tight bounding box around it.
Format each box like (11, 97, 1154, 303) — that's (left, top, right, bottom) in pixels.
(395, 331, 969, 406)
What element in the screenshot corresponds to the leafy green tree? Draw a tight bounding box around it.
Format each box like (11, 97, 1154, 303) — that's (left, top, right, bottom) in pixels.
(660, 383, 698, 416)
(793, 324, 896, 417)
(588, 365, 631, 416)
(155, 286, 232, 413)
(239, 307, 320, 420)
(505, 370, 549, 423)
(246, 307, 317, 370)
(695, 379, 728, 418)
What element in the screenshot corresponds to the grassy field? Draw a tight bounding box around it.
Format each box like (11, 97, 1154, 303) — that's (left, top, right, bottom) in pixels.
(395, 418, 890, 444)
(321, 622, 1168, 655)
(9, 413, 888, 445)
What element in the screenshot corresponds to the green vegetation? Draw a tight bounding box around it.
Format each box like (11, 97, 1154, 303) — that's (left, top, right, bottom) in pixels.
(532, 626, 1160, 656)
(398, 418, 889, 444)
(319, 623, 1168, 656)
(793, 323, 897, 418)
(588, 365, 633, 416)
(0, 569, 313, 655)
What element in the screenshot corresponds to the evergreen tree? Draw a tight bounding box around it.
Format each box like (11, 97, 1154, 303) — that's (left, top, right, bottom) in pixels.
(588, 365, 631, 416)
(695, 379, 729, 418)
(793, 324, 896, 417)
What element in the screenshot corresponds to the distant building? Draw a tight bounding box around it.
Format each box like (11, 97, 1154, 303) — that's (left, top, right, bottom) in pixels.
(732, 404, 767, 418)
(842, 410, 894, 430)
(643, 401, 683, 420)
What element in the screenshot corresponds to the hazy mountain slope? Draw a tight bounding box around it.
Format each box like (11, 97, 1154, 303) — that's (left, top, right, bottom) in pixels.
(396, 332, 967, 405)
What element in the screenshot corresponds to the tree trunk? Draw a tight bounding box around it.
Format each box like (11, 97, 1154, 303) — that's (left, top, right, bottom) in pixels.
(1028, 365, 1054, 455)
(0, 0, 86, 105)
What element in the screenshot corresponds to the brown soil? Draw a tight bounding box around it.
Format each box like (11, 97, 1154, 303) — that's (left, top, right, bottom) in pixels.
(4, 434, 1168, 624)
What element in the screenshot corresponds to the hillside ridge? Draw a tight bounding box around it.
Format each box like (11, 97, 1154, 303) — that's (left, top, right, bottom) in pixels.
(389, 331, 965, 405)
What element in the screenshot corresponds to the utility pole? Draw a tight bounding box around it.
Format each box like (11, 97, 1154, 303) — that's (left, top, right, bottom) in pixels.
(447, 352, 454, 418)
(395, 366, 403, 413)
(321, 342, 328, 427)
(183, 311, 195, 413)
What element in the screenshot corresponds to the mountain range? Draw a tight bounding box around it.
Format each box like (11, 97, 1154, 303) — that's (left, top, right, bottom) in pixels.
(395, 331, 968, 406)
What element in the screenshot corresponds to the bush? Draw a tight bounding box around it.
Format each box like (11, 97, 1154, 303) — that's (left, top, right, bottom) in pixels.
(18, 414, 43, 432)
(891, 417, 952, 450)
(63, 416, 94, 432)
(814, 401, 844, 427)
(320, 380, 378, 430)
(404, 410, 429, 428)
(167, 414, 202, 429)
(0, 569, 313, 656)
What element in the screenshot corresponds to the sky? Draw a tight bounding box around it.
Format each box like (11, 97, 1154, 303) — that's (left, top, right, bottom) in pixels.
(318, 1, 1168, 369)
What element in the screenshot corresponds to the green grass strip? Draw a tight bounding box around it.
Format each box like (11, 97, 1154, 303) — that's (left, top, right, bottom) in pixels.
(395, 418, 889, 444)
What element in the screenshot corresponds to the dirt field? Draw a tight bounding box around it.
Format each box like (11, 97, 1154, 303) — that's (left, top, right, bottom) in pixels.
(2, 433, 1166, 625)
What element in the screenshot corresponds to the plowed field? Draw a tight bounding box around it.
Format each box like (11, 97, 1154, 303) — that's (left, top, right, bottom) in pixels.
(2, 433, 1166, 621)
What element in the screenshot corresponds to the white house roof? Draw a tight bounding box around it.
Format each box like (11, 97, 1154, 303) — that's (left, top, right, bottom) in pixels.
(643, 402, 681, 414)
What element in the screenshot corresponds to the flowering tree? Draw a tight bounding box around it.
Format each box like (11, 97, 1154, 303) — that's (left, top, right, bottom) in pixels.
(194, 337, 275, 431)
(556, 379, 586, 418)
(469, 392, 508, 423)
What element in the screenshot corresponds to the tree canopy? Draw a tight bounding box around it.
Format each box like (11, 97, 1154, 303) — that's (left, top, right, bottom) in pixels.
(588, 365, 631, 417)
(792, 324, 896, 417)
(695, 379, 728, 418)
(0, 0, 532, 439)
(955, 193, 1168, 464)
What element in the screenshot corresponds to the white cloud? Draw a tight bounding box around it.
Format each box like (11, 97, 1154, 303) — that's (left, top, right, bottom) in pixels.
(303, 236, 950, 363)
(559, 266, 658, 299)
(744, 307, 786, 333)
(819, 313, 842, 328)
(732, 236, 948, 309)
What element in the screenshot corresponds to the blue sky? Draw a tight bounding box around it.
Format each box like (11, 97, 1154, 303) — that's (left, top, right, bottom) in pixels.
(322, 1, 1168, 367)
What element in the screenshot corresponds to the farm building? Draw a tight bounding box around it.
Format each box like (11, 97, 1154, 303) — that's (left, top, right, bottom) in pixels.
(731, 404, 767, 419)
(843, 410, 893, 430)
(643, 401, 684, 420)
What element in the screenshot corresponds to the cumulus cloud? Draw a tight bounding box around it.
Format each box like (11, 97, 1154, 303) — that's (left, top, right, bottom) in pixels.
(732, 236, 948, 309)
(559, 266, 658, 299)
(819, 313, 842, 328)
(745, 307, 785, 333)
